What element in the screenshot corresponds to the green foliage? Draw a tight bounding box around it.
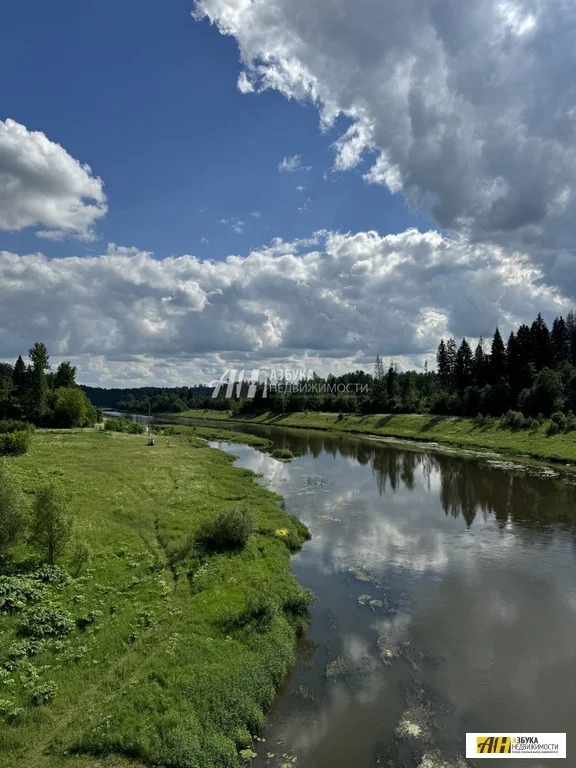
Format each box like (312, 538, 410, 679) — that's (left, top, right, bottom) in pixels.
(0, 420, 34, 434)
(69, 542, 92, 577)
(0, 429, 309, 767)
(0, 464, 27, 559)
(53, 387, 94, 428)
(0, 577, 44, 613)
(29, 484, 73, 566)
(198, 506, 254, 552)
(271, 448, 294, 460)
(0, 430, 32, 456)
(104, 417, 146, 434)
(19, 604, 74, 638)
(547, 420, 560, 436)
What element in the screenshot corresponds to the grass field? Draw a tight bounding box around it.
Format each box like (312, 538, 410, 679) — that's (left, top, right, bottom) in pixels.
(0, 427, 310, 768)
(169, 409, 576, 465)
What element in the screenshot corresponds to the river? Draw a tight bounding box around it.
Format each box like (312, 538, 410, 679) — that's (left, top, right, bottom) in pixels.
(124, 414, 576, 766)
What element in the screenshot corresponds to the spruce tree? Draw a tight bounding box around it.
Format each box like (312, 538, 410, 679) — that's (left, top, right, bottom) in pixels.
(530, 313, 551, 370)
(436, 340, 450, 389)
(12, 355, 28, 396)
(27, 343, 50, 424)
(565, 310, 576, 365)
(455, 338, 473, 391)
(445, 338, 458, 391)
(472, 338, 486, 388)
(551, 316, 570, 367)
(489, 328, 507, 384)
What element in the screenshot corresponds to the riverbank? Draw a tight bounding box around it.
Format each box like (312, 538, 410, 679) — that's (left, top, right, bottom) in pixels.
(0, 428, 310, 768)
(166, 409, 576, 465)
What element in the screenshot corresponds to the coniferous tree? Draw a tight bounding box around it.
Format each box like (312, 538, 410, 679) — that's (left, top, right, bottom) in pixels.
(373, 355, 385, 381)
(445, 338, 458, 391)
(551, 316, 570, 367)
(489, 328, 507, 384)
(530, 313, 551, 370)
(472, 338, 487, 388)
(12, 355, 28, 396)
(455, 338, 473, 391)
(27, 343, 50, 424)
(565, 310, 576, 365)
(436, 340, 450, 389)
(507, 332, 523, 402)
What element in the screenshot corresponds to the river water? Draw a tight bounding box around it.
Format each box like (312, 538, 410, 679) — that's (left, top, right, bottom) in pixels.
(204, 421, 576, 768)
(121, 413, 576, 766)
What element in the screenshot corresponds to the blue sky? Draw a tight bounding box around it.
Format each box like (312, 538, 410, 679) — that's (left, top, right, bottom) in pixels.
(0, 0, 428, 262)
(1, 0, 574, 386)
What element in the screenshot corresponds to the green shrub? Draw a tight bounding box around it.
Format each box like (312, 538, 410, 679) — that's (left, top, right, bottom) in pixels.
(29, 679, 58, 706)
(0, 420, 34, 434)
(551, 411, 564, 425)
(104, 417, 146, 434)
(0, 430, 32, 456)
(547, 421, 560, 436)
(198, 506, 254, 552)
(271, 448, 294, 460)
(230, 595, 279, 633)
(19, 604, 74, 638)
(31, 565, 71, 588)
(0, 577, 44, 613)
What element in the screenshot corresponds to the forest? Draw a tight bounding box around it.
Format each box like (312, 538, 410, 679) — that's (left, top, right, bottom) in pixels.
(111, 312, 576, 426)
(0, 344, 101, 455)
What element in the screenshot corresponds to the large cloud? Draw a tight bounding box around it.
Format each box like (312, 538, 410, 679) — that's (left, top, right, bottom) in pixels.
(0, 119, 107, 240)
(0, 229, 568, 385)
(193, 0, 576, 261)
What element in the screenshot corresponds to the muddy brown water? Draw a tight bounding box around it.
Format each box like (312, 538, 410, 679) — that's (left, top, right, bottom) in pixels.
(139, 415, 576, 766)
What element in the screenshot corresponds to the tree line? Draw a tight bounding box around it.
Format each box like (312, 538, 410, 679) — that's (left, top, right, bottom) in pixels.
(74, 311, 576, 422)
(0, 343, 101, 430)
(190, 312, 576, 420)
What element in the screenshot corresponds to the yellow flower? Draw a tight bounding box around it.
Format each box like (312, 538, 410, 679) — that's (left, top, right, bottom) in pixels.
(275, 528, 289, 537)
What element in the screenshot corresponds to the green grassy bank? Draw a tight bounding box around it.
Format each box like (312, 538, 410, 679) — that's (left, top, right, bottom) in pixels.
(0, 427, 310, 768)
(169, 409, 576, 465)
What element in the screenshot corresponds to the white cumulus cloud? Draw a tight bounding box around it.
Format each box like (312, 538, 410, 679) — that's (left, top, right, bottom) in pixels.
(0, 118, 107, 240)
(0, 229, 569, 386)
(194, 0, 576, 266)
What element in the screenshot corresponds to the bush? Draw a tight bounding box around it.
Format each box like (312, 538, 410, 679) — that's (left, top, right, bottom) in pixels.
(19, 604, 74, 638)
(547, 421, 560, 436)
(0, 430, 32, 456)
(551, 411, 565, 425)
(230, 595, 279, 633)
(0, 577, 44, 613)
(271, 448, 294, 460)
(198, 506, 254, 552)
(104, 417, 146, 434)
(0, 420, 34, 434)
(500, 410, 527, 430)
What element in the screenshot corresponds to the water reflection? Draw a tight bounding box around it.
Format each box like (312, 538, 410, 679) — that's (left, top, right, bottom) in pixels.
(206, 422, 576, 766)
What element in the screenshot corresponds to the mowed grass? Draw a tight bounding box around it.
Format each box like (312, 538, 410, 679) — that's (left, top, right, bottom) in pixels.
(171, 409, 576, 464)
(0, 428, 310, 768)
